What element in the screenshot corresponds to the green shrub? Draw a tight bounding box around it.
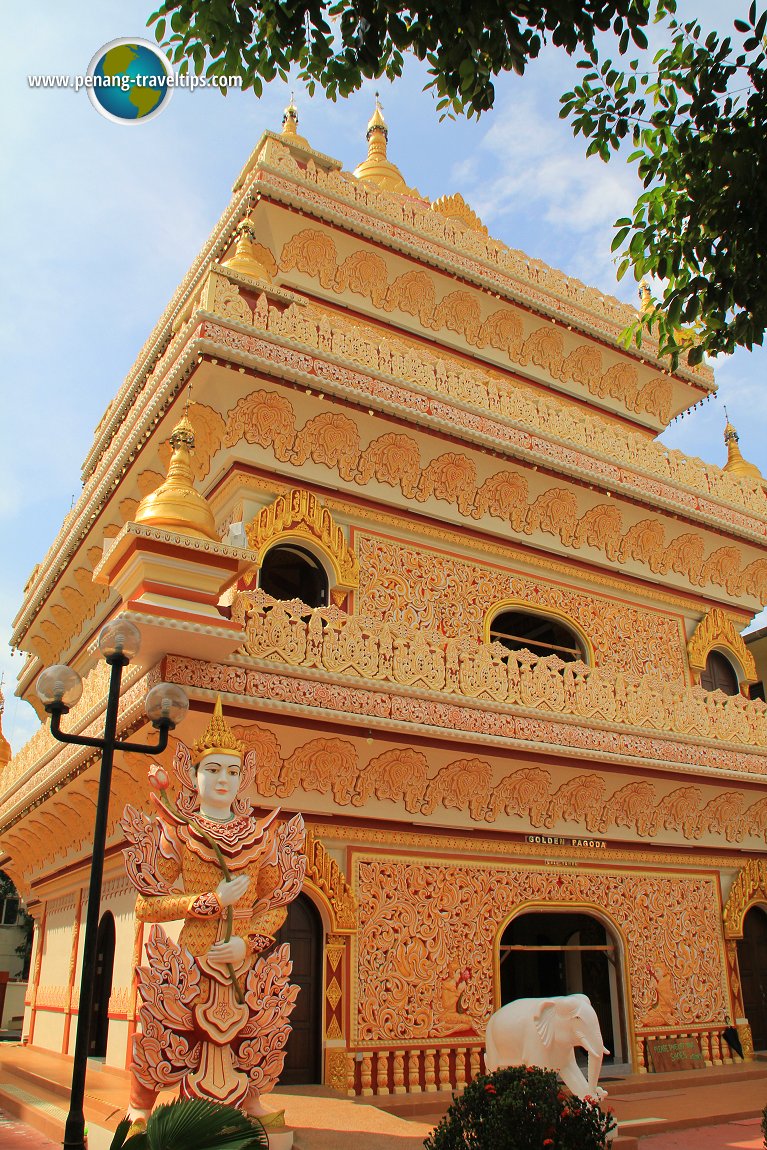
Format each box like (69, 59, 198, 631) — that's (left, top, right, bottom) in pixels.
(424, 1065, 616, 1150)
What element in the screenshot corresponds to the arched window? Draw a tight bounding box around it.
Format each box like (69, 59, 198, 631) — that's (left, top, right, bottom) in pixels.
(700, 651, 739, 696)
(490, 609, 586, 664)
(259, 544, 329, 608)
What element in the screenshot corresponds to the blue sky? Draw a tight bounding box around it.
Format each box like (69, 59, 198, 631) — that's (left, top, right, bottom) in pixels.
(2, 2, 765, 753)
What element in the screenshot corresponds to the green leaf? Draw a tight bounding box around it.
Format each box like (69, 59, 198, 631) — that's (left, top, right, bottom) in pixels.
(611, 226, 630, 251)
(141, 1101, 268, 1150)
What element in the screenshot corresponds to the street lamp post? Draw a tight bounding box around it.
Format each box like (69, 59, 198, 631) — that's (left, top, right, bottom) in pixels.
(35, 617, 189, 1150)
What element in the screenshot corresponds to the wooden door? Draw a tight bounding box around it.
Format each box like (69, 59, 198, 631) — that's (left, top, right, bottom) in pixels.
(274, 893, 323, 1084)
(738, 907, 767, 1051)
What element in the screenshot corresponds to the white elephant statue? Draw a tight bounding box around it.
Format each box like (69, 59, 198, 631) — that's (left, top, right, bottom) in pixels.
(484, 993, 609, 1100)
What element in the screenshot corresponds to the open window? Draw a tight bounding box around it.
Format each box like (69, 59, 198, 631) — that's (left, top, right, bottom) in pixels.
(700, 650, 740, 696)
(259, 543, 329, 608)
(489, 608, 588, 664)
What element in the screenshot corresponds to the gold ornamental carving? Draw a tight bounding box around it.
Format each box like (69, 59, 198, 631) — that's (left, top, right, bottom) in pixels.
(737, 1022, 755, 1061)
(325, 1049, 352, 1092)
(723, 858, 767, 938)
(431, 193, 488, 235)
(216, 289, 755, 525)
(258, 135, 713, 391)
(245, 489, 359, 592)
(276, 228, 676, 424)
(688, 607, 757, 682)
(305, 828, 357, 932)
(229, 588, 767, 760)
(213, 368, 767, 603)
(354, 854, 727, 1044)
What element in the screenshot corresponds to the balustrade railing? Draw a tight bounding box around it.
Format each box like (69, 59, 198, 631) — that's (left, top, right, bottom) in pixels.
(232, 590, 767, 750)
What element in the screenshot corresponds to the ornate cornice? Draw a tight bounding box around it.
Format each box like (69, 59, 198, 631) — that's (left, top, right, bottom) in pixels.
(161, 654, 767, 782)
(315, 819, 755, 872)
(196, 321, 767, 559)
(246, 139, 713, 391)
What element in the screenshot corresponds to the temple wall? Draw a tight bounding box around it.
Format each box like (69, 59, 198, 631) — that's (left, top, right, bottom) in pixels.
(351, 852, 727, 1044)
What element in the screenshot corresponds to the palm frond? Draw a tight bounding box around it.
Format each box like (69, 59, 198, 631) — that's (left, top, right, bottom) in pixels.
(109, 1117, 134, 1150)
(145, 1099, 268, 1150)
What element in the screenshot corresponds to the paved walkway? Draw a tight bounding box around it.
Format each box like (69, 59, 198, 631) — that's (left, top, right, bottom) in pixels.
(640, 1116, 763, 1149)
(0, 1107, 59, 1150)
(1, 1044, 766, 1149)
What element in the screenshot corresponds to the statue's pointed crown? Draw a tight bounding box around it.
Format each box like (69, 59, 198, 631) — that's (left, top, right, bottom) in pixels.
(192, 695, 245, 761)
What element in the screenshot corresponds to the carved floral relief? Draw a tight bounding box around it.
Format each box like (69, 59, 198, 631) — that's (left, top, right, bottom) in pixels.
(278, 229, 672, 423)
(213, 379, 764, 603)
(354, 856, 727, 1040)
(355, 535, 686, 683)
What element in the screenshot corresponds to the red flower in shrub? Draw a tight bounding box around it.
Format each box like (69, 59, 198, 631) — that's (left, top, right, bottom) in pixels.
(543, 1141, 554, 1147)
(484, 1084, 497, 1095)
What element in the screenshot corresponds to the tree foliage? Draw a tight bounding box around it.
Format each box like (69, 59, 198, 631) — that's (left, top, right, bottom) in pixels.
(561, 4, 767, 366)
(0, 869, 32, 979)
(147, 0, 654, 116)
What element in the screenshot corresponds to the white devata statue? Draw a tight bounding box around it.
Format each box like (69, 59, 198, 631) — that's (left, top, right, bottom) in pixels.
(484, 993, 609, 1100)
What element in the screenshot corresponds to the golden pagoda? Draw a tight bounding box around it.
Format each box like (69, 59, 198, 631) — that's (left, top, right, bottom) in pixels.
(353, 95, 416, 194)
(223, 217, 274, 282)
(0, 686, 11, 769)
(280, 94, 311, 150)
(9, 102, 767, 1127)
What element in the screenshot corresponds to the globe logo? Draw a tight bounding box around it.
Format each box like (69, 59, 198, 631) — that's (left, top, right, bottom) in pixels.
(87, 38, 172, 124)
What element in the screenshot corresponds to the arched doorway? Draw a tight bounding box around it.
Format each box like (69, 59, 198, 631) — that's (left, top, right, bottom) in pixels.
(89, 912, 115, 1058)
(274, 892, 323, 1084)
(499, 909, 627, 1065)
(738, 906, 767, 1051)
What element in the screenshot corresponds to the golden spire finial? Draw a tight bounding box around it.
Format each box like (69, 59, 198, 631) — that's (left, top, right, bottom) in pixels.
(192, 695, 245, 763)
(134, 413, 218, 541)
(639, 280, 653, 313)
(223, 217, 274, 282)
(280, 91, 311, 148)
(367, 92, 388, 140)
(0, 680, 11, 769)
(723, 410, 764, 481)
(354, 91, 414, 194)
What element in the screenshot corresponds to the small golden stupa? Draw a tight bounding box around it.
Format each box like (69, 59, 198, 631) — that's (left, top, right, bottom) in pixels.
(223, 217, 274, 282)
(353, 95, 414, 194)
(0, 685, 11, 769)
(192, 695, 245, 762)
(638, 280, 653, 313)
(135, 413, 218, 541)
(723, 413, 763, 481)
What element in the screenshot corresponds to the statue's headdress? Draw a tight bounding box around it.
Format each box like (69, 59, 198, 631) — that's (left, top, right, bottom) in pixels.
(192, 696, 245, 763)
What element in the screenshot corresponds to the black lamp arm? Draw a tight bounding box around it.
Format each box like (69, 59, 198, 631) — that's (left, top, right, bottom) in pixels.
(48, 709, 173, 755)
